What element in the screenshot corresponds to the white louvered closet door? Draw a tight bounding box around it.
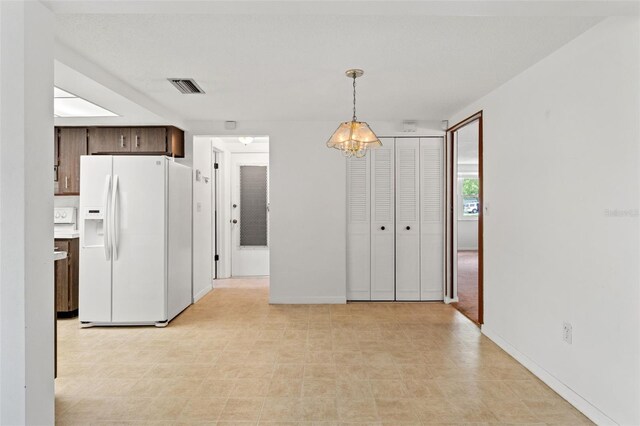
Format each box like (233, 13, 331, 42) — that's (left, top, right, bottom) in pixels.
(420, 138, 444, 300)
(395, 138, 421, 300)
(346, 155, 371, 300)
(370, 138, 395, 300)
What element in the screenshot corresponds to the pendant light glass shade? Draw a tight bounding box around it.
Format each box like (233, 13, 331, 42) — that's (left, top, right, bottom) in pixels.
(326, 120, 382, 158)
(327, 69, 381, 158)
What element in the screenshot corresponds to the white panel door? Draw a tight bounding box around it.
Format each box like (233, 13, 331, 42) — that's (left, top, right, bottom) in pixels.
(79, 155, 113, 323)
(231, 153, 269, 277)
(370, 139, 395, 300)
(112, 156, 167, 323)
(395, 138, 421, 300)
(346, 154, 371, 300)
(420, 138, 445, 300)
(231, 153, 270, 276)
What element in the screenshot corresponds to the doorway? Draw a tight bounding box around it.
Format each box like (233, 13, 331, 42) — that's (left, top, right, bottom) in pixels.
(192, 136, 269, 298)
(230, 152, 270, 276)
(446, 112, 483, 324)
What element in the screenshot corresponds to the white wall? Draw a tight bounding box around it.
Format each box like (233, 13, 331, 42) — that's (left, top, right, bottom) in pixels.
(54, 195, 79, 208)
(187, 121, 442, 304)
(449, 17, 640, 425)
(192, 138, 213, 301)
(0, 1, 55, 423)
(457, 220, 478, 251)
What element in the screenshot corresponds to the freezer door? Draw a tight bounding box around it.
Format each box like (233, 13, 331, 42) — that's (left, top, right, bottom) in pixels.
(111, 156, 167, 322)
(79, 155, 113, 322)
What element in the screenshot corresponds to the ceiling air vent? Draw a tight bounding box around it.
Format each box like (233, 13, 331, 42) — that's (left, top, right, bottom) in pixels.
(168, 78, 205, 94)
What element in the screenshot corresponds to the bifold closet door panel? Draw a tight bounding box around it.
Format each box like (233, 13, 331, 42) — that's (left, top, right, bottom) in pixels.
(395, 138, 421, 300)
(370, 139, 395, 300)
(420, 138, 445, 300)
(347, 155, 371, 300)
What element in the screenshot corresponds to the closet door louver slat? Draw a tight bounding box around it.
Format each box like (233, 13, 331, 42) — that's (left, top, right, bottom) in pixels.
(346, 137, 445, 303)
(421, 138, 445, 300)
(370, 139, 395, 300)
(395, 138, 421, 301)
(346, 155, 371, 300)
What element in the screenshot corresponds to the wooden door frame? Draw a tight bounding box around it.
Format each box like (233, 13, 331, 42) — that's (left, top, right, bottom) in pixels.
(447, 111, 484, 325)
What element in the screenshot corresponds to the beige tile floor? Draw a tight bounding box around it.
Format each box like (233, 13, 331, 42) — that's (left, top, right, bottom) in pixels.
(56, 277, 592, 425)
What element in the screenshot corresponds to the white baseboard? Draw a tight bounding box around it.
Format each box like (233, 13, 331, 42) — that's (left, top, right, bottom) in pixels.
(193, 285, 213, 303)
(482, 326, 617, 426)
(421, 290, 444, 301)
(269, 295, 346, 304)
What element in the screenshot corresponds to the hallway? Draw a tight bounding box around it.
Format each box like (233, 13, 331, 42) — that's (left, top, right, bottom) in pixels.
(55, 278, 590, 424)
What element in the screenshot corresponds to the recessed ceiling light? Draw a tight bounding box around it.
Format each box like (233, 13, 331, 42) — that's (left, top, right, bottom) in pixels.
(238, 137, 254, 145)
(53, 86, 118, 117)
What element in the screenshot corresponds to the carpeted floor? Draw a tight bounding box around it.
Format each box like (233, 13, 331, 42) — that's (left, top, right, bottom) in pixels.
(453, 250, 479, 324)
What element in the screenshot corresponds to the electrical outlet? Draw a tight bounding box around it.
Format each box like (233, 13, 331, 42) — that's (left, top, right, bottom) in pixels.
(563, 322, 572, 344)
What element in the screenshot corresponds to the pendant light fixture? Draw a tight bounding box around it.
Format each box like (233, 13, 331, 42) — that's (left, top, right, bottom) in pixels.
(327, 69, 382, 158)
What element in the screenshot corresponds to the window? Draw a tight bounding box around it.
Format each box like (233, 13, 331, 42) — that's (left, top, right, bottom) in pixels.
(239, 165, 269, 247)
(460, 177, 479, 218)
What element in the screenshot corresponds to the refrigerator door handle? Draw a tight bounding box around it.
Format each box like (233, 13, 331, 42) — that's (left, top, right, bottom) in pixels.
(111, 174, 119, 261)
(102, 175, 112, 260)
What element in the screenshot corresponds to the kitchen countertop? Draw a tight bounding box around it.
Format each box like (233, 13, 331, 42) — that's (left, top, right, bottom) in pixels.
(55, 231, 80, 239)
(54, 251, 67, 261)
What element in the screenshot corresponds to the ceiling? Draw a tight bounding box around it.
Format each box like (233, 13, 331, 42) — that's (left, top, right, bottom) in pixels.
(53, 6, 603, 123)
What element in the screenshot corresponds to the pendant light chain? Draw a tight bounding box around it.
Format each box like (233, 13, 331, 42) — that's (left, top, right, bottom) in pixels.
(352, 75, 357, 122)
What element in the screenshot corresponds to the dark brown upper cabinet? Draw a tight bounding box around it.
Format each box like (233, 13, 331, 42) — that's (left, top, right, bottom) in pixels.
(132, 127, 167, 153)
(88, 127, 132, 154)
(87, 126, 184, 157)
(167, 126, 185, 158)
(54, 125, 184, 195)
(55, 127, 88, 195)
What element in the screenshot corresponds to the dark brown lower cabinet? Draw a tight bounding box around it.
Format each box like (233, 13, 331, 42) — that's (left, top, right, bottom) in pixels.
(54, 238, 79, 317)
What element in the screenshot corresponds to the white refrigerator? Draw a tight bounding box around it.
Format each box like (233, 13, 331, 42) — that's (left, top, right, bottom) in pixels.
(79, 155, 192, 327)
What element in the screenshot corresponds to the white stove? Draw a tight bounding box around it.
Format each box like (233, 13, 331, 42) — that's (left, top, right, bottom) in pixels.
(54, 207, 79, 239)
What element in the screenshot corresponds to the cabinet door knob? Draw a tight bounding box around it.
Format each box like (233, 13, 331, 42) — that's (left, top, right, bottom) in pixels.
(232, 219, 238, 224)
(380, 226, 385, 230)
(406, 226, 411, 230)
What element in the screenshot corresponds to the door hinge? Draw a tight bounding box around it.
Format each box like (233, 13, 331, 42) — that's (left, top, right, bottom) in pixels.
(214, 254, 219, 261)
(214, 163, 219, 169)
